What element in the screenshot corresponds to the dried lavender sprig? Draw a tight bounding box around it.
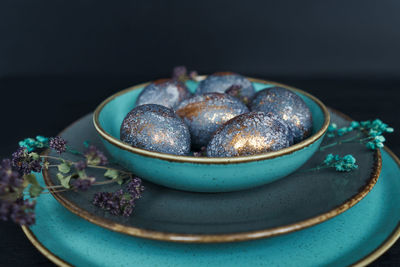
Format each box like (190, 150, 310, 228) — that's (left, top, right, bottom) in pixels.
(1, 136, 145, 226)
(93, 178, 144, 217)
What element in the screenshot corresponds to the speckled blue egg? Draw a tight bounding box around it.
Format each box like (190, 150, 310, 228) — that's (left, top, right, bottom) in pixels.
(196, 72, 256, 100)
(176, 93, 249, 148)
(135, 79, 191, 109)
(250, 87, 313, 143)
(206, 112, 292, 157)
(120, 104, 191, 155)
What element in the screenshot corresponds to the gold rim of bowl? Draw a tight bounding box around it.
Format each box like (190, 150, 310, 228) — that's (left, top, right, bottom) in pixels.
(93, 76, 331, 164)
(23, 146, 400, 266)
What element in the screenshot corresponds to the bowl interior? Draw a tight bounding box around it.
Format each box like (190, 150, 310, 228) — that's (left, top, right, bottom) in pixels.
(98, 79, 325, 154)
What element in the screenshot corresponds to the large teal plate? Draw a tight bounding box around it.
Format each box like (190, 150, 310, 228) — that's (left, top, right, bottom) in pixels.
(42, 111, 378, 243)
(23, 147, 400, 266)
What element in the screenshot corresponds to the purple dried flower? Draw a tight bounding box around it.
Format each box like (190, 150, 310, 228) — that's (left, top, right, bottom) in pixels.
(122, 205, 133, 217)
(72, 178, 95, 191)
(84, 145, 108, 166)
(226, 84, 242, 97)
(92, 191, 112, 209)
(74, 160, 87, 171)
(0, 200, 11, 221)
(93, 191, 119, 215)
(172, 66, 187, 81)
(126, 177, 144, 199)
(189, 70, 198, 80)
(93, 178, 143, 217)
(226, 84, 250, 104)
(10, 199, 36, 225)
(94, 190, 121, 213)
(172, 66, 198, 82)
(193, 146, 206, 157)
(1, 159, 11, 169)
(0, 159, 23, 194)
(11, 147, 27, 170)
(49, 137, 67, 154)
(0, 157, 36, 226)
(116, 190, 136, 216)
(11, 147, 42, 175)
(0, 198, 36, 226)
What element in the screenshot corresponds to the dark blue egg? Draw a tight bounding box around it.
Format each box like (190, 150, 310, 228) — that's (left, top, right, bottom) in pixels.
(176, 93, 249, 148)
(136, 79, 191, 109)
(206, 112, 292, 157)
(196, 72, 256, 100)
(250, 87, 312, 143)
(120, 104, 191, 155)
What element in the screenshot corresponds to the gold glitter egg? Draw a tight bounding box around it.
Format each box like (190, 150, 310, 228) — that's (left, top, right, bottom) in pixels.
(196, 72, 256, 100)
(250, 87, 312, 143)
(136, 79, 191, 109)
(206, 112, 292, 157)
(120, 104, 191, 155)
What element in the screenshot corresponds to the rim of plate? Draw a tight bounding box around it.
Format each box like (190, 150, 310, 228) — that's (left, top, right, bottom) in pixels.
(93, 76, 330, 164)
(40, 109, 381, 243)
(22, 147, 400, 266)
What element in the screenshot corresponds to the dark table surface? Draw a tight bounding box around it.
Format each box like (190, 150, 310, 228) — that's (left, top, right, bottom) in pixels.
(0, 75, 399, 266)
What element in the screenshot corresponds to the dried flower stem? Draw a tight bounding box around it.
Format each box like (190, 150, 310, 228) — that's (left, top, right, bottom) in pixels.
(84, 165, 131, 175)
(30, 174, 131, 194)
(40, 155, 131, 175)
(44, 175, 129, 190)
(319, 134, 362, 151)
(300, 165, 332, 172)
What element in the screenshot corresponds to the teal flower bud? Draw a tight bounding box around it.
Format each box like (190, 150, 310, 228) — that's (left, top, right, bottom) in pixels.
(376, 142, 384, 148)
(35, 136, 49, 143)
(350, 121, 360, 128)
(375, 135, 385, 142)
(328, 123, 337, 132)
(386, 127, 394, 133)
(366, 142, 376, 150)
(324, 154, 335, 164)
(337, 128, 348, 136)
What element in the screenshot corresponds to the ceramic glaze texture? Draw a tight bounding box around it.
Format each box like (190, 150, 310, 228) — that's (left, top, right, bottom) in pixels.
(176, 93, 249, 148)
(27, 148, 400, 266)
(94, 78, 329, 192)
(135, 79, 191, 109)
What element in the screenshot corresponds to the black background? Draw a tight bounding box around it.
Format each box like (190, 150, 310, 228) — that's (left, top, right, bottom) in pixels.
(0, 1, 399, 266)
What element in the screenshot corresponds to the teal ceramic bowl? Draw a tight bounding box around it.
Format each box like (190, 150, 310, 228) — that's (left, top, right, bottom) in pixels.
(93, 77, 330, 192)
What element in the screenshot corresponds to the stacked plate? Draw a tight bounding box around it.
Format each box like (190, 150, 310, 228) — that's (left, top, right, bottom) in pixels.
(23, 79, 400, 267)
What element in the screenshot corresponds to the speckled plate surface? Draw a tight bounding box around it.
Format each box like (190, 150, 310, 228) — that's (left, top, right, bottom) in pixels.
(40, 110, 380, 243)
(23, 147, 400, 266)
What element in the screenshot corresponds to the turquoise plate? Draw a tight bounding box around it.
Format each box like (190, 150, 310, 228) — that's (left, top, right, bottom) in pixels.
(93, 77, 330, 192)
(23, 147, 400, 266)
(41, 111, 379, 243)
